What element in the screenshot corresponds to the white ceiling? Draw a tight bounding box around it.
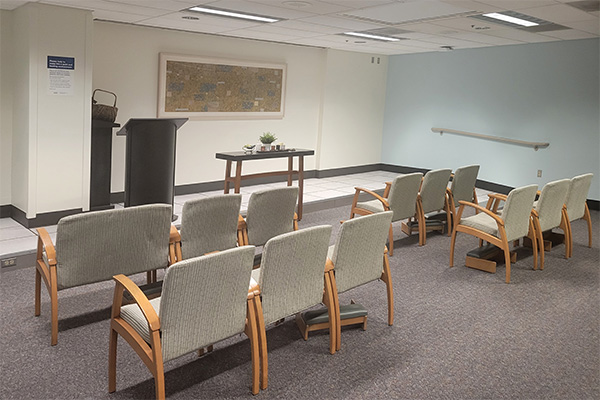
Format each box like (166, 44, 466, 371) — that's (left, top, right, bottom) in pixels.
(2, 0, 599, 54)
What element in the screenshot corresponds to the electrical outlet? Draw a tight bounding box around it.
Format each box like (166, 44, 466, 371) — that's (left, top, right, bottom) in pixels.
(1, 257, 17, 268)
(537, 170, 542, 178)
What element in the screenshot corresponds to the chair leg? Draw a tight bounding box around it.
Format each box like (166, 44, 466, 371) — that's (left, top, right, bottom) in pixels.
(150, 331, 165, 400)
(49, 268, 59, 346)
(417, 202, 426, 246)
(35, 267, 41, 317)
(323, 272, 338, 355)
(388, 223, 394, 256)
(381, 252, 394, 326)
(245, 299, 260, 395)
(503, 246, 512, 284)
(327, 270, 342, 352)
(108, 327, 118, 393)
(534, 218, 544, 270)
(584, 204, 592, 248)
(253, 296, 268, 390)
(449, 230, 458, 268)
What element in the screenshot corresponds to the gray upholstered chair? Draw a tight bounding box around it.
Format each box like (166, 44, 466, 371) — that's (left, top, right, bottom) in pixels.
(408, 168, 453, 246)
(349, 172, 422, 256)
(450, 184, 538, 283)
(109, 246, 260, 399)
(35, 204, 174, 346)
(564, 173, 593, 258)
(327, 211, 394, 351)
(238, 186, 299, 246)
(446, 165, 480, 235)
(531, 179, 570, 270)
(174, 194, 242, 261)
(251, 225, 334, 390)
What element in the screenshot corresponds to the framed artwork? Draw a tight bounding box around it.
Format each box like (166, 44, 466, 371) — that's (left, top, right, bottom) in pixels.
(158, 53, 286, 119)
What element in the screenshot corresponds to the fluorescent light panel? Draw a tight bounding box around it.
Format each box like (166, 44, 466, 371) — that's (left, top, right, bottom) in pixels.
(482, 12, 539, 27)
(343, 32, 400, 42)
(187, 6, 280, 23)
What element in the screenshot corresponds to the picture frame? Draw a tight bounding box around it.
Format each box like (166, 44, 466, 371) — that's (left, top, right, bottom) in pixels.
(158, 53, 286, 120)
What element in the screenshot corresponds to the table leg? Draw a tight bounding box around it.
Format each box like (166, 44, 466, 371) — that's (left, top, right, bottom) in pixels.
(234, 161, 243, 194)
(287, 157, 293, 186)
(298, 156, 304, 220)
(224, 160, 232, 194)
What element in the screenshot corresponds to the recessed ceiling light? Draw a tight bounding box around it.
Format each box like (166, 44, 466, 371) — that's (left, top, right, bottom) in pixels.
(481, 12, 539, 27)
(282, 1, 312, 8)
(186, 6, 280, 23)
(343, 32, 400, 42)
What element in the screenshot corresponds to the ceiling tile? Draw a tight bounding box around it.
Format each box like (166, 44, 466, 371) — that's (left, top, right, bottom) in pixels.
(250, 0, 354, 15)
(243, 24, 323, 38)
(446, 31, 522, 45)
(484, 27, 560, 42)
(539, 28, 598, 39)
(520, 4, 597, 23)
(207, 0, 315, 19)
(273, 19, 343, 34)
(475, 0, 557, 11)
(340, 1, 477, 25)
(0, 0, 34, 10)
(561, 18, 600, 34)
(298, 14, 383, 30)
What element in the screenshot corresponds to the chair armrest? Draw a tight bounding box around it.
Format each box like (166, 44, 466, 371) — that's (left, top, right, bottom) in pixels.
(36, 228, 56, 266)
(352, 187, 390, 210)
(112, 274, 160, 332)
(487, 193, 507, 201)
(237, 214, 246, 230)
(383, 182, 392, 198)
(169, 225, 181, 245)
(458, 200, 505, 226)
(325, 258, 335, 273)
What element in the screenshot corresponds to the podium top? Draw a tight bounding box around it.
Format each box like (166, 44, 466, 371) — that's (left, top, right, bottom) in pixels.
(116, 118, 188, 136)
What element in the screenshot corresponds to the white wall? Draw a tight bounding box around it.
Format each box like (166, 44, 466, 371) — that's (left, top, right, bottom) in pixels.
(318, 50, 387, 170)
(382, 39, 599, 200)
(0, 10, 13, 206)
(93, 22, 389, 192)
(8, 3, 93, 217)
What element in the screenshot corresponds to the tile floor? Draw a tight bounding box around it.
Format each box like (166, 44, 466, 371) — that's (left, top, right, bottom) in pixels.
(0, 171, 492, 268)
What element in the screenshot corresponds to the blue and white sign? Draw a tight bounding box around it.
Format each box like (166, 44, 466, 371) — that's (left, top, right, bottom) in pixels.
(47, 55, 75, 95)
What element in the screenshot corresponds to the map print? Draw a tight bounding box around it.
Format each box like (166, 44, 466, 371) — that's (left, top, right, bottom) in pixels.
(164, 60, 284, 113)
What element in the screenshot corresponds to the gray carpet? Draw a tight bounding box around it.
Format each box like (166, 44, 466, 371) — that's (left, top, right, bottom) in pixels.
(1, 206, 598, 399)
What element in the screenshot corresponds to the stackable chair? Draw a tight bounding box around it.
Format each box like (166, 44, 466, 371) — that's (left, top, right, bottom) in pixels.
(35, 204, 174, 346)
(446, 165, 480, 235)
(237, 186, 299, 246)
(530, 179, 570, 270)
(403, 168, 452, 246)
(174, 194, 242, 261)
(109, 246, 260, 399)
(251, 226, 334, 391)
(564, 173, 593, 258)
(349, 172, 422, 255)
(301, 211, 393, 352)
(450, 185, 538, 283)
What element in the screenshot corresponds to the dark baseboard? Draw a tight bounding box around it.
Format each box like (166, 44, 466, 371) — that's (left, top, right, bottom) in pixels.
(2, 164, 598, 226)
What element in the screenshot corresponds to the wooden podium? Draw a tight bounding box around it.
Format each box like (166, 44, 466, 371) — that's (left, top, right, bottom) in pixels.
(117, 118, 187, 218)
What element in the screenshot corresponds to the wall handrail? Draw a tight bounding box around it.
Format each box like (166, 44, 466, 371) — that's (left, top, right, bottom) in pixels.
(431, 127, 549, 151)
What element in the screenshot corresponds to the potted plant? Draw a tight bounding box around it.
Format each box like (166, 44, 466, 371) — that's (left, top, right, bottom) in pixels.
(258, 132, 277, 151)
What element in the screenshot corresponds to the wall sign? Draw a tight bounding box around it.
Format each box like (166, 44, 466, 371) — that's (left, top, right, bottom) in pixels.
(48, 55, 75, 95)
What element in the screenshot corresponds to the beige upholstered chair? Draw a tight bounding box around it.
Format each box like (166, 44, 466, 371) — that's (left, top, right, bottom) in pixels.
(109, 246, 260, 399)
(251, 225, 334, 391)
(238, 186, 299, 246)
(174, 194, 242, 261)
(531, 179, 570, 270)
(349, 172, 422, 255)
(327, 211, 394, 351)
(450, 185, 538, 283)
(446, 165, 480, 235)
(564, 173, 593, 258)
(34, 204, 174, 346)
(403, 169, 453, 246)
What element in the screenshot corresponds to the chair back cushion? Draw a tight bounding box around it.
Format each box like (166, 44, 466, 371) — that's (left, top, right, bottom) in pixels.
(159, 246, 255, 361)
(257, 225, 332, 325)
(501, 185, 538, 242)
(565, 173, 593, 221)
(331, 211, 393, 293)
(535, 179, 570, 232)
(181, 194, 241, 258)
(450, 165, 480, 206)
(55, 204, 172, 289)
(246, 186, 299, 246)
(420, 169, 452, 214)
(387, 173, 423, 221)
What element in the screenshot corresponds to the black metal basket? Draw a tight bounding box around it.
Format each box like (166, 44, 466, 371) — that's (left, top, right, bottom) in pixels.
(92, 89, 118, 122)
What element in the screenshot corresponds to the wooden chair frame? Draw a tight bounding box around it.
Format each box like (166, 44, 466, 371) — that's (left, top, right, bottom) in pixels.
(446, 184, 479, 236)
(108, 274, 262, 399)
(564, 202, 593, 259)
(449, 199, 537, 284)
(349, 185, 398, 255)
(34, 225, 180, 346)
(252, 262, 338, 391)
(328, 248, 393, 352)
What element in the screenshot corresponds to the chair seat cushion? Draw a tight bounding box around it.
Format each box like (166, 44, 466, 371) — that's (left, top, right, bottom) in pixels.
(120, 297, 161, 344)
(356, 200, 386, 215)
(460, 212, 499, 237)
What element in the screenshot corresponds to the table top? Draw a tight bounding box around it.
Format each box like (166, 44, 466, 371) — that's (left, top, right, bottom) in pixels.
(216, 148, 314, 161)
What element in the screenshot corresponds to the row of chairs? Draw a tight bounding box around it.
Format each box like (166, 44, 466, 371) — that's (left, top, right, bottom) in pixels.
(34, 188, 395, 398)
(349, 165, 480, 254)
(111, 210, 395, 398)
(449, 173, 593, 283)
